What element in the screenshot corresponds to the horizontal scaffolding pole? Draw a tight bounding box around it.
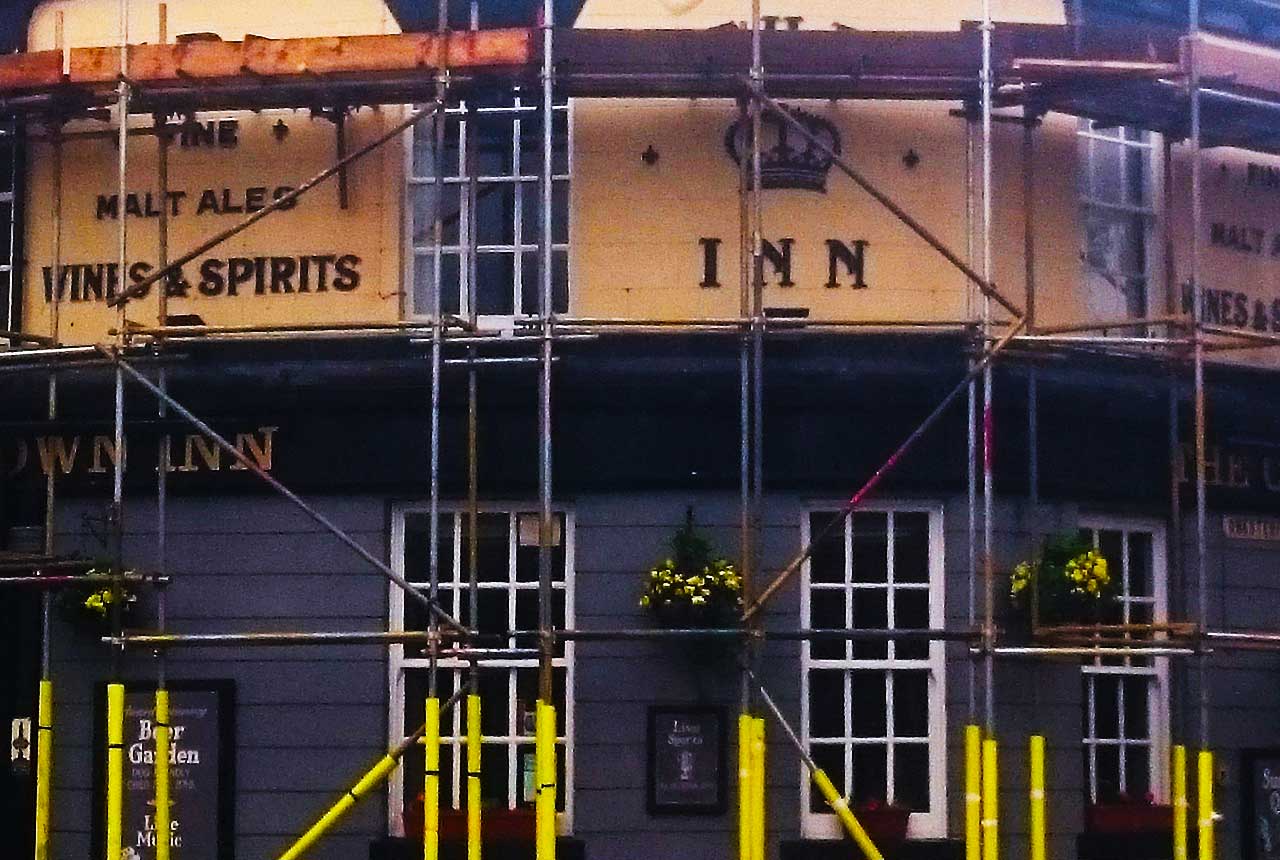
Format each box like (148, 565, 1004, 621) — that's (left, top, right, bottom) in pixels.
(0, 572, 162, 588)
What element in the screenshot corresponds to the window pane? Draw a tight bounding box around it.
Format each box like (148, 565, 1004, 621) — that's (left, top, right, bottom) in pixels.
(809, 591, 847, 660)
(1124, 745, 1151, 799)
(852, 590, 888, 660)
(476, 183, 516, 245)
(477, 670, 511, 736)
(412, 113, 461, 178)
(458, 513, 510, 585)
(414, 252, 461, 316)
(516, 667, 568, 735)
(893, 671, 929, 738)
(808, 670, 846, 738)
(851, 745, 887, 805)
(850, 671, 887, 738)
(1122, 676, 1150, 739)
(1095, 745, 1121, 801)
(895, 590, 930, 660)
(476, 253, 516, 315)
(412, 183, 461, 246)
(894, 744, 930, 811)
(1128, 532, 1152, 598)
(472, 112, 515, 177)
(480, 743, 509, 806)
(851, 513, 888, 583)
(404, 669, 459, 736)
(809, 513, 845, 584)
(1090, 674, 1119, 739)
(811, 745, 845, 813)
(894, 512, 929, 584)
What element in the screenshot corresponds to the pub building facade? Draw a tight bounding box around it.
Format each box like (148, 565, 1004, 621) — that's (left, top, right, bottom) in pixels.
(4, 1, 1280, 859)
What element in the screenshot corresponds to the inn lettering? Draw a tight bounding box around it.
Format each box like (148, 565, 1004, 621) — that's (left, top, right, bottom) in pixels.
(698, 236, 869, 289)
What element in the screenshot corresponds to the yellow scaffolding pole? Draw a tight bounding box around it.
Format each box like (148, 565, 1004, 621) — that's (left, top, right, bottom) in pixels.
(1198, 750, 1215, 860)
(467, 694, 482, 860)
(105, 683, 125, 860)
(738, 714, 753, 860)
(424, 697, 441, 860)
(1172, 746, 1188, 860)
(751, 717, 766, 860)
(535, 700, 557, 860)
(811, 767, 882, 860)
(154, 689, 172, 860)
(33, 680, 53, 860)
(1029, 735, 1046, 860)
(965, 725, 981, 860)
(277, 753, 400, 860)
(275, 691, 461, 860)
(981, 738, 998, 860)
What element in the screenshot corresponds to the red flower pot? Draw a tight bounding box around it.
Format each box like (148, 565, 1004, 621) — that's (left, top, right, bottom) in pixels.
(849, 806, 911, 855)
(1085, 802, 1174, 834)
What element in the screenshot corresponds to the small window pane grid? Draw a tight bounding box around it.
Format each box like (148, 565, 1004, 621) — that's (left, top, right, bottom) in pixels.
(388, 509, 574, 834)
(801, 507, 946, 839)
(407, 92, 570, 319)
(1078, 120, 1156, 322)
(1078, 522, 1168, 805)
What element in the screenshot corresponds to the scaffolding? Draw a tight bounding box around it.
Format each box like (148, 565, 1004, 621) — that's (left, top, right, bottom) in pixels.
(4, 1, 1280, 859)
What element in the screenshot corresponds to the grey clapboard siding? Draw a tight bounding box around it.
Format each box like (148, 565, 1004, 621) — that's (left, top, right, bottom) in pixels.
(49, 495, 391, 860)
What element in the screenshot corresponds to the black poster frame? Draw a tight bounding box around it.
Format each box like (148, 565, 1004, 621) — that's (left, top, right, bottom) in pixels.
(91, 679, 236, 860)
(646, 704, 728, 816)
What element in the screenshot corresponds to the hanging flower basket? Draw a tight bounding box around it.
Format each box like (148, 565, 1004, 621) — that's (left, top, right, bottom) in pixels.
(55, 566, 139, 637)
(1009, 533, 1115, 628)
(639, 509, 742, 630)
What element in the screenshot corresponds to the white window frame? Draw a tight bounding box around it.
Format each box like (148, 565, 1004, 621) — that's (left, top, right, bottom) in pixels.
(1077, 122, 1165, 324)
(403, 95, 572, 329)
(387, 504, 576, 835)
(1078, 515, 1169, 804)
(799, 502, 948, 839)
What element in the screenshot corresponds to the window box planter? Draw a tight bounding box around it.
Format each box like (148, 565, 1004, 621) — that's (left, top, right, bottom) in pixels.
(847, 806, 912, 855)
(1084, 802, 1174, 834)
(404, 803, 535, 843)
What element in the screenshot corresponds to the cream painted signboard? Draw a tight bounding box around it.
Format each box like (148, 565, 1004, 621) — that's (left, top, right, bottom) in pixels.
(23, 0, 404, 345)
(571, 97, 1084, 326)
(1173, 149, 1280, 352)
(24, 106, 403, 344)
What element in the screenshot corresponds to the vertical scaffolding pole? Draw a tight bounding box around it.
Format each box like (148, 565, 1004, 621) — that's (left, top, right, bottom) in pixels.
(1173, 745, 1188, 860)
(152, 10, 173, 856)
(1029, 735, 1046, 860)
(965, 116, 978, 727)
(979, 0, 997, 743)
(34, 98, 64, 860)
(736, 94, 752, 716)
(1187, 0, 1211, 759)
(465, 5, 482, 851)
(426, 0, 448, 714)
(536, 0, 557, 855)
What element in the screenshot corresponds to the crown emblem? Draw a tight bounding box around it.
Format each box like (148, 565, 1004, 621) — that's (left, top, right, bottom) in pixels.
(724, 104, 841, 193)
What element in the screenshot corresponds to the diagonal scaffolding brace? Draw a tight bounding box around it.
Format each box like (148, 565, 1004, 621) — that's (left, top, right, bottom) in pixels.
(100, 347, 466, 634)
(743, 317, 1026, 620)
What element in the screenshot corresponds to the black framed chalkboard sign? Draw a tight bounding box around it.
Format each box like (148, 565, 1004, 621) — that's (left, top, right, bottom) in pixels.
(92, 679, 236, 860)
(1244, 749, 1280, 860)
(647, 705, 728, 815)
